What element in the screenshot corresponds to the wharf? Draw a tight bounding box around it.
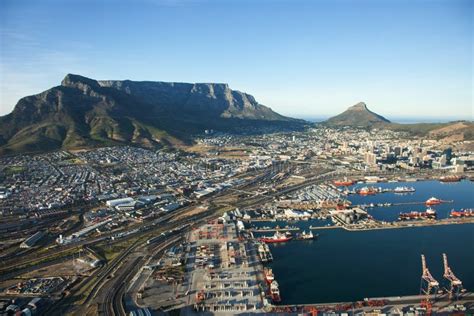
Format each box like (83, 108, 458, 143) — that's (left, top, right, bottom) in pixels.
(271, 292, 474, 314)
(251, 227, 300, 233)
(307, 217, 474, 232)
(342, 217, 474, 231)
(309, 225, 340, 230)
(356, 200, 454, 208)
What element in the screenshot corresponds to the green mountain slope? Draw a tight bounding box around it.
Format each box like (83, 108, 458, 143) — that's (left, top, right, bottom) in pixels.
(0, 74, 304, 154)
(324, 102, 390, 127)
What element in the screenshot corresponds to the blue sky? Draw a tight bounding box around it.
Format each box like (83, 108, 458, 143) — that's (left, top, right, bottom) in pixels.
(0, 0, 472, 121)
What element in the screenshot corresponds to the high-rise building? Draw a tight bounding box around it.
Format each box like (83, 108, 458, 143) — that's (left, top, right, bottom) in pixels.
(364, 152, 377, 165)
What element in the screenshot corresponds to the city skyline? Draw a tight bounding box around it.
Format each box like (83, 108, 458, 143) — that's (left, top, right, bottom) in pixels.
(0, 0, 472, 120)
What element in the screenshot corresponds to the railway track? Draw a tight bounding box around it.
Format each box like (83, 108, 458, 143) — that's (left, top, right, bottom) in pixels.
(102, 236, 183, 316)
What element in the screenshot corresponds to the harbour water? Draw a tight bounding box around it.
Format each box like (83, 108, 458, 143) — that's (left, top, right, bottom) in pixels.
(348, 180, 474, 221)
(253, 180, 474, 304)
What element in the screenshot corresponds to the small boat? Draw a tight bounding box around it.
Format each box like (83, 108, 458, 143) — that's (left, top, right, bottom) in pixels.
(334, 179, 355, 186)
(357, 187, 377, 196)
(393, 186, 416, 194)
(264, 267, 275, 283)
(270, 280, 281, 302)
(296, 230, 317, 240)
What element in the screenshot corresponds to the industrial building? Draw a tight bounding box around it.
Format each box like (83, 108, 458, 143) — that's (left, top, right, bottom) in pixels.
(20, 231, 45, 248)
(106, 197, 135, 208)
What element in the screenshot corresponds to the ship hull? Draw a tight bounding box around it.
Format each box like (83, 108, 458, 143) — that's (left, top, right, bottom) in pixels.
(261, 237, 292, 243)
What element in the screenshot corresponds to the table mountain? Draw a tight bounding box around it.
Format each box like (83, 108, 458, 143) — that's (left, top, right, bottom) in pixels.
(0, 74, 303, 154)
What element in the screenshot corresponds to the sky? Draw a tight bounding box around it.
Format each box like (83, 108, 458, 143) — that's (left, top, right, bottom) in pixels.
(0, 0, 472, 121)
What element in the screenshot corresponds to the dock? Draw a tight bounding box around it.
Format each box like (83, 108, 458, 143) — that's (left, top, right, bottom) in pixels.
(356, 200, 454, 208)
(251, 227, 300, 233)
(309, 225, 340, 230)
(339, 217, 474, 231)
(270, 292, 474, 314)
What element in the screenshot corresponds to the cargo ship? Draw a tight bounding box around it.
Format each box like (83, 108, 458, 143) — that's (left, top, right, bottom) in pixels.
(393, 186, 415, 194)
(357, 187, 377, 196)
(264, 267, 275, 283)
(440, 175, 462, 183)
(260, 231, 292, 243)
(270, 280, 281, 302)
(398, 208, 437, 221)
(425, 197, 442, 206)
(334, 179, 355, 186)
(450, 209, 474, 217)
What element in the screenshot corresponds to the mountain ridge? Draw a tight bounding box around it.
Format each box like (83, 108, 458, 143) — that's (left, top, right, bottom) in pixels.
(0, 74, 304, 155)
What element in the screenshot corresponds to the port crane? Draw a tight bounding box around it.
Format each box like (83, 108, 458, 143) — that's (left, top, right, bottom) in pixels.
(420, 254, 440, 296)
(420, 254, 439, 315)
(442, 253, 463, 300)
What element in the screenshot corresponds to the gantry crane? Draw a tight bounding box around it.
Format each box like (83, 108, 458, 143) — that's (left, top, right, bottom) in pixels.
(420, 254, 440, 296)
(420, 254, 439, 315)
(442, 253, 464, 300)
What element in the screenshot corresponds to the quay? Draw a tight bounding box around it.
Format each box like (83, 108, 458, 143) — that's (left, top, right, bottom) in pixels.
(271, 292, 474, 314)
(250, 227, 300, 233)
(339, 217, 474, 231)
(309, 225, 341, 230)
(308, 217, 474, 232)
(356, 200, 454, 208)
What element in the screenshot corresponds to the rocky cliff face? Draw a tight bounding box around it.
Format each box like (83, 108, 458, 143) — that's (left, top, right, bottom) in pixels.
(97, 79, 286, 120)
(0, 74, 302, 154)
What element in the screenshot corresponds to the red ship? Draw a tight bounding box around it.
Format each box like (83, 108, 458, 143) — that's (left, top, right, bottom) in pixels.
(425, 197, 441, 206)
(264, 267, 275, 283)
(269, 280, 281, 302)
(260, 231, 292, 243)
(399, 208, 437, 221)
(357, 187, 377, 196)
(334, 179, 355, 186)
(450, 209, 474, 217)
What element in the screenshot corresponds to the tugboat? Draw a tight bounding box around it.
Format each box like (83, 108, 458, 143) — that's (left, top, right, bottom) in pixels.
(263, 267, 275, 283)
(425, 197, 442, 206)
(270, 280, 281, 302)
(260, 231, 292, 243)
(357, 187, 377, 196)
(296, 230, 317, 240)
(333, 179, 355, 186)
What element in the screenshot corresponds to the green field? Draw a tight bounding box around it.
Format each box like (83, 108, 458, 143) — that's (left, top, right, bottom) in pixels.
(3, 165, 26, 174)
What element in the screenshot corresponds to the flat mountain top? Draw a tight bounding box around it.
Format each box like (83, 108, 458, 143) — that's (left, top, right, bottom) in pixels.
(0, 74, 304, 155)
(324, 102, 391, 127)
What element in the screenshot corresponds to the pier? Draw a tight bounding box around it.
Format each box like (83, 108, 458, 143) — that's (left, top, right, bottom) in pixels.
(309, 225, 341, 230)
(356, 200, 454, 208)
(250, 227, 300, 233)
(270, 292, 474, 314)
